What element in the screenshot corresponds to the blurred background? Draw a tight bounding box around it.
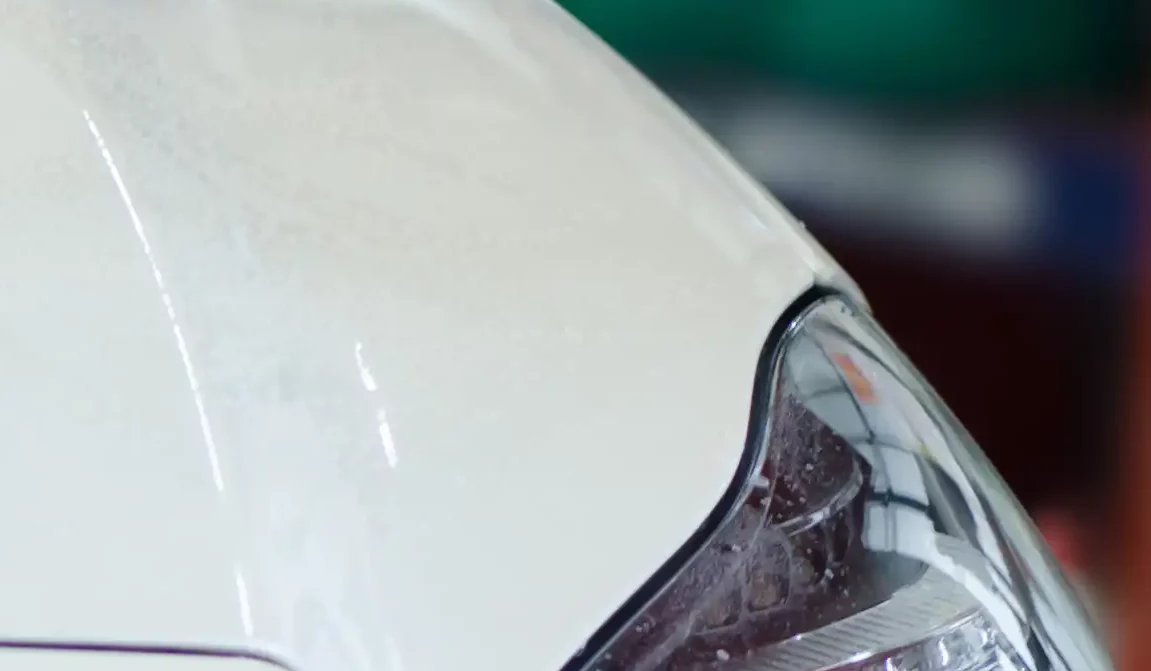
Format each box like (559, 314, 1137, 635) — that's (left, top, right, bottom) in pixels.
(557, 0, 1145, 661)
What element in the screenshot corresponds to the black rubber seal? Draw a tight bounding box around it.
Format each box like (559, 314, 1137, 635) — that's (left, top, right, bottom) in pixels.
(0, 641, 296, 670)
(560, 284, 838, 671)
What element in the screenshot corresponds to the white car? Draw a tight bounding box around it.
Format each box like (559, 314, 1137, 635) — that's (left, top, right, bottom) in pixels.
(0, 2, 1111, 671)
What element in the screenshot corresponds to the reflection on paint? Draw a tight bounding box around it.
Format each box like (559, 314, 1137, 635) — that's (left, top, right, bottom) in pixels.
(355, 341, 398, 468)
(82, 109, 226, 493)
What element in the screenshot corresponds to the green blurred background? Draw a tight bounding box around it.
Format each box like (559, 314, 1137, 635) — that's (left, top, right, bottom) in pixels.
(564, 0, 1139, 104)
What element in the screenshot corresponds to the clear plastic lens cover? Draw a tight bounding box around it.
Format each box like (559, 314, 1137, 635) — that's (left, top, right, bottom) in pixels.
(577, 296, 1111, 671)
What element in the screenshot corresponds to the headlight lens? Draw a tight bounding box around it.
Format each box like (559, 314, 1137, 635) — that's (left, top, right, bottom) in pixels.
(575, 294, 1111, 671)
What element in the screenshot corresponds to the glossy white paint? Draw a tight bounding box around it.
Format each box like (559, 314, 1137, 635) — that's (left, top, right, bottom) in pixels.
(0, 2, 852, 671)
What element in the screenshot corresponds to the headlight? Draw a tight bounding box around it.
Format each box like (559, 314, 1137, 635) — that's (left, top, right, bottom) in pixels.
(570, 292, 1112, 671)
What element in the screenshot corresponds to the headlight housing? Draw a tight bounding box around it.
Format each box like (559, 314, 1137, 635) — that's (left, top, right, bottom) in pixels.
(569, 292, 1111, 671)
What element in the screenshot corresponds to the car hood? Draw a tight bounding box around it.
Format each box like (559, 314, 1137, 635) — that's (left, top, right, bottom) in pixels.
(0, 2, 853, 671)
